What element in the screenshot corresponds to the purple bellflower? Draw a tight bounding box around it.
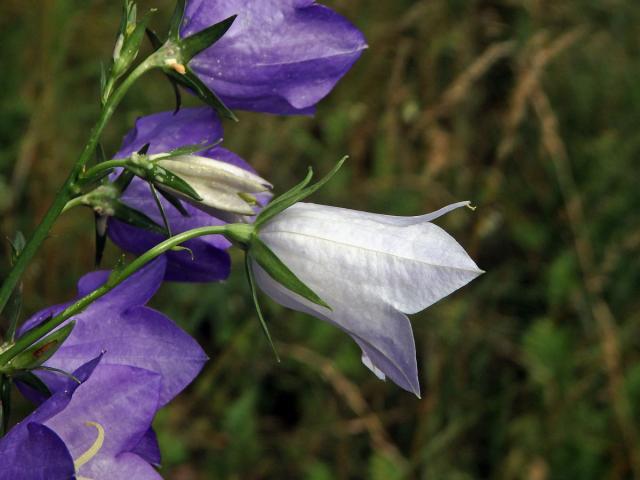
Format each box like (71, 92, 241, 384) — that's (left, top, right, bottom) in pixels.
(18, 257, 207, 407)
(0, 358, 163, 480)
(182, 0, 367, 115)
(108, 107, 267, 282)
(252, 201, 483, 396)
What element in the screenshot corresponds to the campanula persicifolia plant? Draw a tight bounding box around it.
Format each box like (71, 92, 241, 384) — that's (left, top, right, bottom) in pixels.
(0, 1, 480, 477)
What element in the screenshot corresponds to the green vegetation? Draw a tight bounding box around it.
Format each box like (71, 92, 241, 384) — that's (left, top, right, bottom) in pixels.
(1, 0, 639, 478)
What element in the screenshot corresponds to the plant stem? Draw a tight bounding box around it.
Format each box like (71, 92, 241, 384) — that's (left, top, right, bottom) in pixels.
(0, 225, 232, 366)
(0, 56, 159, 316)
(81, 159, 131, 181)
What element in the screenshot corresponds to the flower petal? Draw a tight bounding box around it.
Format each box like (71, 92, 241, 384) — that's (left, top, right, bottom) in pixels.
(260, 202, 483, 314)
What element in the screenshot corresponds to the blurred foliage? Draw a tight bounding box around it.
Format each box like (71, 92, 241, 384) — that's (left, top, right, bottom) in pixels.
(1, 0, 640, 478)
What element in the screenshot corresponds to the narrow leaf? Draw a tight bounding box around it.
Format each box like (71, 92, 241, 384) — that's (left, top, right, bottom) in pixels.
(245, 255, 280, 362)
(251, 237, 331, 310)
(5, 232, 26, 341)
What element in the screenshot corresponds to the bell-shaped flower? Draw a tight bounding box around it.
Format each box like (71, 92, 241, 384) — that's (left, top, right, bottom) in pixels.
(252, 201, 483, 396)
(0, 358, 164, 479)
(181, 0, 367, 115)
(108, 107, 269, 281)
(18, 257, 207, 407)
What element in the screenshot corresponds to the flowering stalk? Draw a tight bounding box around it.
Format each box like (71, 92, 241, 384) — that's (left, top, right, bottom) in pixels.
(0, 225, 238, 367)
(0, 54, 162, 317)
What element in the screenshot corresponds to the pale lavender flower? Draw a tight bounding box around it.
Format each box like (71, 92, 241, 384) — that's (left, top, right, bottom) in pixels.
(253, 201, 483, 396)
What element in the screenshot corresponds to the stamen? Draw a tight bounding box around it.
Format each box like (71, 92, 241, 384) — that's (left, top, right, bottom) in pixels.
(74, 421, 105, 471)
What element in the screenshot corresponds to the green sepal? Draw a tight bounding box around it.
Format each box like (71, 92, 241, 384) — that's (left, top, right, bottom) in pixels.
(9, 321, 75, 372)
(245, 254, 280, 362)
(255, 157, 347, 228)
(168, 0, 186, 40)
(4, 232, 26, 341)
(250, 237, 331, 310)
(14, 372, 52, 399)
(94, 213, 108, 267)
(156, 139, 222, 160)
(113, 169, 135, 193)
(0, 375, 10, 435)
(177, 15, 237, 61)
(112, 199, 169, 236)
(148, 182, 172, 236)
(127, 162, 202, 202)
(146, 28, 183, 114)
(158, 188, 190, 217)
(168, 67, 237, 121)
(255, 167, 313, 228)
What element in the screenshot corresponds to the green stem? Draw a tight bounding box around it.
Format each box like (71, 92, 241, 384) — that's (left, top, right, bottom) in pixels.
(0, 55, 159, 316)
(0, 225, 232, 366)
(81, 159, 131, 181)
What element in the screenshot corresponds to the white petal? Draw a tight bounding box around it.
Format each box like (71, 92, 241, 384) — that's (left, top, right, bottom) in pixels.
(260, 202, 483, 315)
(253, 261, 420, 395)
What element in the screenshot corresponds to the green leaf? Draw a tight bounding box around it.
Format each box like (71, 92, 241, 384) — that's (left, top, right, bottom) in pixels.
(14, 372, 51, 399)
(112, 200, 169, 236)
(159, 139, 222, 159)
(245, 254, 280, 362)
(178, 15, 237, 61)
(255, 157, 346, 228)
(250, 237, 331, 310)
(10, 321, 76, 371)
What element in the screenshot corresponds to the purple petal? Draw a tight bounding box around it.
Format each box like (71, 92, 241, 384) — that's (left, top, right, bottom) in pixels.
(0, 423, 75, 480)
(116, 107, 223, 158)
(44, 364, 162, 479)
(20, 261, 208, 406)
(182, 0, 367, 114)
(131, 428, 162, 467)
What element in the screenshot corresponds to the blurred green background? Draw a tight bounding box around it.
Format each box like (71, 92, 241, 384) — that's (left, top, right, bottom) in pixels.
(2, 0, 640, 478)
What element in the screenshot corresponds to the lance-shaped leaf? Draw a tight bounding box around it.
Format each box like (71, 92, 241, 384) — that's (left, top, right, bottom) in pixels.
(9, 322, 76, 372)
(168, 0, 186, 41)
(112, 9, 155, 79)
(256, 157, 346, 228)
(249, 236, 330, 310)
